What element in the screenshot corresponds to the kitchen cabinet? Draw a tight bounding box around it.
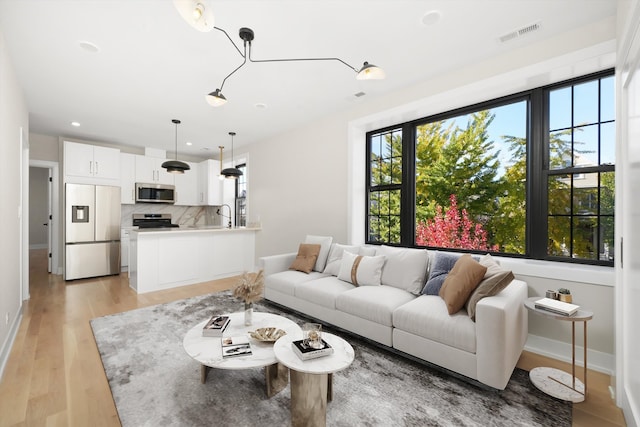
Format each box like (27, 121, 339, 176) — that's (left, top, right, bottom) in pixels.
(120, 153, 136, 204)
(174, 161, 198, 205)
(64, 141, 120, 183)
(135, 155, 174, 185)
(197, 159, 223, 205)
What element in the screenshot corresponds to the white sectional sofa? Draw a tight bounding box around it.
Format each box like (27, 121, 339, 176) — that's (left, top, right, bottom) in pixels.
(260, 240, 528, 390)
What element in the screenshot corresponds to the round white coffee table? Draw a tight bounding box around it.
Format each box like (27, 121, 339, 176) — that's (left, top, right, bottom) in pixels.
(274, 332, 354, 427)
(183, 311, 302, 397)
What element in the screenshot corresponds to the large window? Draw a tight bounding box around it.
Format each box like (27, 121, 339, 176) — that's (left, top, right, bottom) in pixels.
(546, 75, 615, 262)
(366, 70, 615, 266)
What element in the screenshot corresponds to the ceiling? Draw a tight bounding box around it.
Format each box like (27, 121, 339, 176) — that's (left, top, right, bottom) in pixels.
(0, 0, 617, 160)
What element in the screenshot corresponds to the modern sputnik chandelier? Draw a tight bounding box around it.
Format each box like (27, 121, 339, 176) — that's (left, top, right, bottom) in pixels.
(173, 0, 385, 107)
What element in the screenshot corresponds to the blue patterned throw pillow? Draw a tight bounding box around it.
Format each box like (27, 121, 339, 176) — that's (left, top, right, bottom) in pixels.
(422, 252, 461, 295)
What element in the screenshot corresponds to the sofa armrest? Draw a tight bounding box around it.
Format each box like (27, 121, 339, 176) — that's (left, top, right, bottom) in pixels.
(259, 252, 297, 276)
(475, 279, 528, 389)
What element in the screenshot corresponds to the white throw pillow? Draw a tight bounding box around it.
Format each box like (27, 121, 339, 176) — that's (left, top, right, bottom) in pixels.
(337, 251, 386, 286)
(304, 235, 333, 272)
(375, 245, 430, 295)
(323, 243, 361, 276)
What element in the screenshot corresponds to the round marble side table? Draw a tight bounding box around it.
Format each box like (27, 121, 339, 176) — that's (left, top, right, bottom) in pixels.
(274, 332, 355, 427)
(524, 296, 594, 403)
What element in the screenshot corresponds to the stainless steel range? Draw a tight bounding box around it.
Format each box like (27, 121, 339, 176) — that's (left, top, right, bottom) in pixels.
(132, 213, 180, 229)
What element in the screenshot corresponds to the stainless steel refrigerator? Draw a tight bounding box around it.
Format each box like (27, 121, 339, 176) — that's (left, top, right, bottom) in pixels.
(65, 183, 121, 280)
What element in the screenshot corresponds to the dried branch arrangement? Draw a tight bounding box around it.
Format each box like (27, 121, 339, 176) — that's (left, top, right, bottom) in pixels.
(233, 270, 264, 304)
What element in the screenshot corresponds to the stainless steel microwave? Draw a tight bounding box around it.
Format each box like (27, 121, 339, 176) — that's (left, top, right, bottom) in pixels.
(135, 183, 176, 204)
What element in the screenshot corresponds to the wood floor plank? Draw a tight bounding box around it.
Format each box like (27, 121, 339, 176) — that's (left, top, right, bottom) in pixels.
(0, 249, 626, 427)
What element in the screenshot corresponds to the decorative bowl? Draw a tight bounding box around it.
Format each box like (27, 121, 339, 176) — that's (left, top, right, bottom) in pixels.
(249, 327, 287, 342)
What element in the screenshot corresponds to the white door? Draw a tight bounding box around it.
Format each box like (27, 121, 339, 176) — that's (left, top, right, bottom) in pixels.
(47, 168, 52, 273)
(618, 3, 640, 423)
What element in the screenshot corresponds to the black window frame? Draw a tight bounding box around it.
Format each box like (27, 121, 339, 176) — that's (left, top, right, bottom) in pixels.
(365, 69, 614, 267)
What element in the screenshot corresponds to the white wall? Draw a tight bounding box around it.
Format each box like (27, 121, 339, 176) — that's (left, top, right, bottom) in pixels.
(0, 29, 28, 379)
(246, 17, 618, 371)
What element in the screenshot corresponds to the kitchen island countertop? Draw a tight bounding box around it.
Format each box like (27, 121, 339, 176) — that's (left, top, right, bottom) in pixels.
(131, 226, 261, 234)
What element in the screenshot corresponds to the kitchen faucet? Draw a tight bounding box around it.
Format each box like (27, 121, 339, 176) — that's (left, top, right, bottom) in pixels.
(216, 204, 233, 228)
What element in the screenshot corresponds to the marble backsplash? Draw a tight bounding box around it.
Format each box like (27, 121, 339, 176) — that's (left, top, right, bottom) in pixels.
(121, 204, 223, 228)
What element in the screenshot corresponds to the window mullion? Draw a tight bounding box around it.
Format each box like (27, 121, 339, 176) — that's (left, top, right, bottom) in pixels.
(400, 123, 415, 246)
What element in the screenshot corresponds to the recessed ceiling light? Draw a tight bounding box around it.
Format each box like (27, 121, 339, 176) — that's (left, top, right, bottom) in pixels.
(254, 103, 268, 109)
(421, 10, 442, 26)
(71, 121, 81, 127)
(78, 40, 100, 53)
(186, 141, 193, 146)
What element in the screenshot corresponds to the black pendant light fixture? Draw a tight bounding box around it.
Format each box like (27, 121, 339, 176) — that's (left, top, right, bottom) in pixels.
(172, 1, 385, 107)
(162, 119, 191, 174)
(221, 131, 243, 179)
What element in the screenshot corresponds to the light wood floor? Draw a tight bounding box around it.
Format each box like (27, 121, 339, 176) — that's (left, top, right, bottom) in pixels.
(0, 249, 626, 426)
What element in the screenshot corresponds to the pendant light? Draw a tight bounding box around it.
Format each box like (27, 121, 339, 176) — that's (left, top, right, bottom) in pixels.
(218, 145, 225, 180)
(221, 132, 243, 179)
(161, 119, 191, 174)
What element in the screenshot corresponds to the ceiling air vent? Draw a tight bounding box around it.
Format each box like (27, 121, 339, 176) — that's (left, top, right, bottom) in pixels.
(499, 21, 541, 43)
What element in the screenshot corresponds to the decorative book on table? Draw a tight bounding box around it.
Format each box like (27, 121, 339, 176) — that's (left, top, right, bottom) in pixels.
(292, 339, 334, 360)
(534, 297, 580, 316)
(221, 336, 252, 358)
(202, 315, 230, 337)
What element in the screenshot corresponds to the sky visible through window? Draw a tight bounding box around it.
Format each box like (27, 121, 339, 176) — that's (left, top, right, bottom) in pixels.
(447, 75, 614, 177)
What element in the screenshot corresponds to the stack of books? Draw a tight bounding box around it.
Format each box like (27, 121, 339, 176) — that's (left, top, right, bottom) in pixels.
(202, 315, 230, 337)
(221, 336, 252, 358)
(292, 339, 334, 360)
(534, 298, 580, 316)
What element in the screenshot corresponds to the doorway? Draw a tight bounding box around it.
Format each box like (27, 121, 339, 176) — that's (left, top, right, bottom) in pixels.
(28, 160, 60, 281)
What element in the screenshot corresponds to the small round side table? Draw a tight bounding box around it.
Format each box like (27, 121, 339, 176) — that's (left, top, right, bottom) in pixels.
(274, 332, 354, 427)
(524, 296, 593, 403)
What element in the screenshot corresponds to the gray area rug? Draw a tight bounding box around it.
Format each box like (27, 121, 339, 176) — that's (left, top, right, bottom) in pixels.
(90, 291, 571, 426)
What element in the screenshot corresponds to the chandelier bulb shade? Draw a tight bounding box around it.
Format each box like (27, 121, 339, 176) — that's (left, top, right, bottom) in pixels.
(162, 119, 191, 174)
(206, 89, 227, 107)
(173, 0, 215, 32)
(356, 62, 385, 80)
(221, 131, 243, 179)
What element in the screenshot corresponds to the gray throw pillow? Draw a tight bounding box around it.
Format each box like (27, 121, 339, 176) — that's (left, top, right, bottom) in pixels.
(421, 252, 461, 295)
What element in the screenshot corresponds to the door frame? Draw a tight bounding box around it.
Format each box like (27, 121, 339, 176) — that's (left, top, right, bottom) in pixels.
(29, 160, 60, 277)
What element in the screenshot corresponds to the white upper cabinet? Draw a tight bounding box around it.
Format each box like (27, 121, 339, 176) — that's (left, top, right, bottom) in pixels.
(198, 159, 222, 205)
(120, 153, 136, 204)
(64, 141, 120, 184)
(174, 161, 198, 205)
(135, 155, 174, 185)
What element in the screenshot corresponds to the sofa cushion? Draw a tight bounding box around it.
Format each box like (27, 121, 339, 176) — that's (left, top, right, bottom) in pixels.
(392, 295, 477, 353)
(295, 276, 355, 309)
(422, 252, 461, 295)
(375, 245, 430, 295)
(337, 252, 386, 286)
(304, 235, 333, 272)
(439, 254, 487, 315)
(289, 243, 321, 273)
(336, 285, 415, 326)
(465, 254, 515, 321)
(265, 270, 327, 296)
(323, 243, 360, 276)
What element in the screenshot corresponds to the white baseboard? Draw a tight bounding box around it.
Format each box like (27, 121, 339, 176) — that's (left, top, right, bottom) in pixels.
(622, 388, 639, 427)
(525, 333, 614, 375)
(0, 305, 23, 382)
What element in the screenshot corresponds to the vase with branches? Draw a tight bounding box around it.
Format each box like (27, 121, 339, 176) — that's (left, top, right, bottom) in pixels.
(233, 270, 264, 325)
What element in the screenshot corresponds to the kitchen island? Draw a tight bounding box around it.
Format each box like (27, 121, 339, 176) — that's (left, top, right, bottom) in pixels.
(129, 226, 260, 294)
